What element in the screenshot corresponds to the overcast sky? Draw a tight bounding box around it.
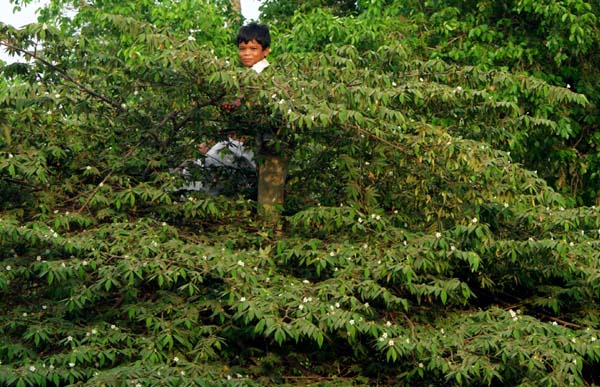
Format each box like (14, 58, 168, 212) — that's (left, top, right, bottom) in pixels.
(0, 0, 263, 63)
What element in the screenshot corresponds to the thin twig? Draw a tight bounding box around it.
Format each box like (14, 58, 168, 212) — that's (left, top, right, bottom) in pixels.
(77, 147, 135, 214)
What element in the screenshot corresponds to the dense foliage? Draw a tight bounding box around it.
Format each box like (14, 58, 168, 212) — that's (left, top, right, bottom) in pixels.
(263, 0, 600, 205)
(1, 0, 600, 386)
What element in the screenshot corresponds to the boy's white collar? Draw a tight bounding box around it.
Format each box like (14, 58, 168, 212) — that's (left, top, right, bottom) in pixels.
(251, 59, 269, 74)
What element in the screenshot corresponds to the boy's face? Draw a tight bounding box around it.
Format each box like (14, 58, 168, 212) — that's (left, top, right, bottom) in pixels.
(238, 39, 270, 68)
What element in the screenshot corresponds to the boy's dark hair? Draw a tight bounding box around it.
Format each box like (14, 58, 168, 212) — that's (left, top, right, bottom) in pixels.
(236, 22, 270, 49)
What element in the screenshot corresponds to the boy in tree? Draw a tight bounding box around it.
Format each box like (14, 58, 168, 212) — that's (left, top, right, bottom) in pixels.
(196, 22, 284, 222)
(221, 22, 271, 112)
(188, 23, 272, 196)
(234, 23, 286, 221)
(237, 22, 271, 74)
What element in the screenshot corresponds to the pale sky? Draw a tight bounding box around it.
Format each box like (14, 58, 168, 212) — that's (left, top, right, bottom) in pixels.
(0, 0, 263, 63)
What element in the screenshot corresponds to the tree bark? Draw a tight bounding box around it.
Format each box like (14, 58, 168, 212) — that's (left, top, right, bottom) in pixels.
(257, 155, 288, 225)
(230, 0, 241, 14)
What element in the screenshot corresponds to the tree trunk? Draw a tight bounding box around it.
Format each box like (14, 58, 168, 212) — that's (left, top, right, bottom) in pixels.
(257, 154, 288, 225)
(230, 0, 241, 14)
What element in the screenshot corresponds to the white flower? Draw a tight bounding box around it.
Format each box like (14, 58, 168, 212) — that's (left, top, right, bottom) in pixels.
(572, 359, 577, 365)
(335, 302, 340, 308)
(67, 336, 73, 342)
(392, 81, 397, 87)
(358, 218, 363, 223)
(298, 304, 304, 311)
(240, 297, 246, 302)
(120, 103, 127, 109)
(22, 312, 28, 317)
(472, 217, 478, 224)
(329, 305, 335, 310)
(365, 161, 370, 166)
(386, 321, 392, 327)
(440, 328, 445, 334)
(381, 332, 388, 339)
(450, 246, 456, 251)
(375, 215, 381, 221)
(591, 337, 597, 342)
(364, 302, 370, 308)
(237, 260, 245, 267)
(403, 241, 407, 246)
(567, 84, 571, 89)
(29, 365, 36, 372)
(504, 202, 509, 208)
(136, 384, 142, 387)
(455, 86, 462, 92)
(393, 210, 398, 214)
(349, 319, 355, 325)
(388, 339, 395, 346)
(91, 329, 97, 335)
(571, 338, 576, 343)
(173, 357, 179, 362)
(278, 99, 285, 105)
(362, 243, 368, 249)
(271, 93, 277, 99)
(419, 77, 424, 82)
(435, 232, 442, 238)
(110, 324, 117, 330)
(187, 35, 196, 41)
(552, 321, 558, 326)
(5, 265, 11, 271)
(302, 279, 310, 284)
(418, 362, 424, 368)
(42, 305, 47, 310)
(69, 362, 75, 368)
(54, 93, 60, 99)
(329, 251, 335, 257)
(180, 371, 185, 376)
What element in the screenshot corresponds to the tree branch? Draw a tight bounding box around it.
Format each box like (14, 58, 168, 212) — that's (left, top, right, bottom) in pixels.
(0, 40, 126, 113)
